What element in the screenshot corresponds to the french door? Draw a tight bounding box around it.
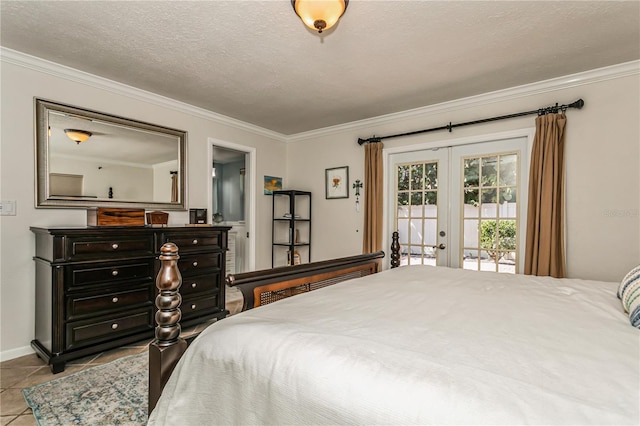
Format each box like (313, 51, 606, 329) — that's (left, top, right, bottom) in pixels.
(388, 137, 529, 273)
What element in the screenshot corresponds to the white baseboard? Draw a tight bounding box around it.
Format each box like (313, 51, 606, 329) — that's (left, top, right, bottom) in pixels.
(0, 345, 34, 363)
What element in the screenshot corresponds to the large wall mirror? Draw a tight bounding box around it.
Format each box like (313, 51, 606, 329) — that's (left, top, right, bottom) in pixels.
(35, 98, 186, 210)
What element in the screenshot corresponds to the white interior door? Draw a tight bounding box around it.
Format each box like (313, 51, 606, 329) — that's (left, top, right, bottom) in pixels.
(388, 136, 529, 273)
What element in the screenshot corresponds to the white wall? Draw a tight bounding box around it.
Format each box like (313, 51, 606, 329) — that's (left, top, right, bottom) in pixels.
(0, 52, 286, 360)
(52, 155, 154, 200)
(153, 160, 179, 202)
(287, 65, 640, 283)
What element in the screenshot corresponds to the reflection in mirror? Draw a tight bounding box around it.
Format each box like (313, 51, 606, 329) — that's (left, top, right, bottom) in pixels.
(35, 99, 186, 209)
(212, 146, 246, 223)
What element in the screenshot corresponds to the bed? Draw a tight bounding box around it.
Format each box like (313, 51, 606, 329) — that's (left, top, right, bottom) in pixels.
(148, 244, 639, 425)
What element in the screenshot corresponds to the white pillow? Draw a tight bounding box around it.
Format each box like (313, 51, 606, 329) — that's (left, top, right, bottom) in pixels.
(618, 265, 640, 328)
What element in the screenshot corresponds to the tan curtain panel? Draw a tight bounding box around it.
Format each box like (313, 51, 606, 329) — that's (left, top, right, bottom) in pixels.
(363, 142, 384, 254)
(171, 173, 178, 203)
(524, 113, 567, 278)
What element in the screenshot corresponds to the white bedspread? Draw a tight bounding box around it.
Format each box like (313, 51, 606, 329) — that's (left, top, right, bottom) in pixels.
(149, 265, 639, 425)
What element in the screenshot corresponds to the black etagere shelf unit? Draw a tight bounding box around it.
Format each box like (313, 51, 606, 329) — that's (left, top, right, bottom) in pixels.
(272, 190, 311, 267)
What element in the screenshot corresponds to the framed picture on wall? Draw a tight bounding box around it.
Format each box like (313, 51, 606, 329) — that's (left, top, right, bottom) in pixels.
(264, 176, 282, 195)
(325, 166, 349, 199)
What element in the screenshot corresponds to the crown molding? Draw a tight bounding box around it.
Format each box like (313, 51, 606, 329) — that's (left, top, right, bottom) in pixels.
(0, 47, 285, 141)
(285, 60, 640, 143)
(2, 48, 637, 144)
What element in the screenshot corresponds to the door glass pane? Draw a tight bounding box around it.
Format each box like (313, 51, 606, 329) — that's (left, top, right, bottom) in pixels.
(424, 246, 436, 266)
(398, 165, 409, 190)
(499, 251, 516, 273)
(499, 154, 517, 186)
(411, 164, 424, 190)
(464, 158, 479, 187)
(424, 219, 437, 246)
(481, 156, 498, 186)
(481, 188, 497, 218)
(410, 192, 423, 206)
(398, 192, 409, 206)
(498, 220, 517, 250)
(410, 219, 423, 244)
(463, 189, 479, 217)
(463, 249, 478, 270)
(424, 191, 437, 206)
(480, 250, 497, 272)
(425, 163, 438, 189)
(463, 219, 479, 248)
(397, 219, 409, 244)
(397, 205, 409, 218)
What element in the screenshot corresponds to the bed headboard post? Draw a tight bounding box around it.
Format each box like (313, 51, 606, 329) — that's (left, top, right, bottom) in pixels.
(149, 242, 188, 414)
(391, 231, 400, 268)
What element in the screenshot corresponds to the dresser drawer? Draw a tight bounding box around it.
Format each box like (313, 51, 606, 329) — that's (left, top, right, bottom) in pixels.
(181, 294, 221, 321)
(178, 253, 221, 276)
(67, 287, 152, 319)
(65, 308, 153, 351)
(180, 273, 219, 297)
(159, 231, 225, 253)
(67, 234, 154, 261)
(68, 260, 154, 290)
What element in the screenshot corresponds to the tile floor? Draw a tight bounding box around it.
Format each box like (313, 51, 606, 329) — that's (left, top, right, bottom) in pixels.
(0, 320, 213, 425)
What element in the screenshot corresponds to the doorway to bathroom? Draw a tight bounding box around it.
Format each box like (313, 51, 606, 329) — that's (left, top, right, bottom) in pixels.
(209, 139, 256, 274)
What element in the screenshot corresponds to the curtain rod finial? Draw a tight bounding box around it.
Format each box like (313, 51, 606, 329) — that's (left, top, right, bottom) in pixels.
(570, 99, 585, 109)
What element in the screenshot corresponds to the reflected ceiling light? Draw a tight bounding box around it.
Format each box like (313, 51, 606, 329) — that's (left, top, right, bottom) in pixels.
(64, 129, 92, 144)
(291, 0, 348, 33)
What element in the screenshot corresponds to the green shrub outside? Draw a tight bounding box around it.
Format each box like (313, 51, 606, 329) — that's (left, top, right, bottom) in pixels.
(479, 220, 516, 262)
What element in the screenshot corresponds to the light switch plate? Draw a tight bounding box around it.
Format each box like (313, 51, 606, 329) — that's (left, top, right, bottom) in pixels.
(0, 200, 17, 216)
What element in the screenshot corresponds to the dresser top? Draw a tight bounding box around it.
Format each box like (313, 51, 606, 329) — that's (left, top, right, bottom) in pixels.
(30, 225, 232, 234)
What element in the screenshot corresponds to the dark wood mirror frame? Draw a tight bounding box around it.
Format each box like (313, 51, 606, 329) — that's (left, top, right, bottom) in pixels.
(35, 98, 187, 210)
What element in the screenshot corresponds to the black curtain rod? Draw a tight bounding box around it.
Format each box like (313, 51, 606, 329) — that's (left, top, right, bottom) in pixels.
(357, 99, 585, 145)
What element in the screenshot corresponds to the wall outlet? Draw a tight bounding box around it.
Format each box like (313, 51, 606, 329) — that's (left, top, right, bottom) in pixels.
(0, 200, 17, 216)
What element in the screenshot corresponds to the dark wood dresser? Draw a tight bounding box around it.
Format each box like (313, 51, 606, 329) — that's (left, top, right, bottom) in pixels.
(30, 225, 230, 373)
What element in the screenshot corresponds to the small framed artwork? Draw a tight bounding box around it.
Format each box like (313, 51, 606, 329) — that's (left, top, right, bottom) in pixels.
(264, 176, 282, 195)
(325, 166, 349, 199)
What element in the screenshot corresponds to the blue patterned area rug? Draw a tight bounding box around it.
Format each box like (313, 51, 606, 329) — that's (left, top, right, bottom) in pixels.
(22, 352, 147, 425)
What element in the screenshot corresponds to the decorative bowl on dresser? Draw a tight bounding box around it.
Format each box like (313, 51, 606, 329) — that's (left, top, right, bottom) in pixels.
(30, 225, 231, 373)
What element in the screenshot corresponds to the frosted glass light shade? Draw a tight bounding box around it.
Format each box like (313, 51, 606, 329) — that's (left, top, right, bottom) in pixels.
(292, 0, 348, 33)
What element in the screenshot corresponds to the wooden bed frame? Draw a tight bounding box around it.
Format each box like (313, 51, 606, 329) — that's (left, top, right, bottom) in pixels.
(148, 232, 400, 413)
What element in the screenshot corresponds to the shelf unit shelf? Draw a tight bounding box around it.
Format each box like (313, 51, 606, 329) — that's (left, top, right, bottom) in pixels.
(272, 190, 311, 267)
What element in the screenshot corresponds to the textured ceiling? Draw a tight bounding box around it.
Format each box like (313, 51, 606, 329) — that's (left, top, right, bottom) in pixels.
(1, 1, 639, 135)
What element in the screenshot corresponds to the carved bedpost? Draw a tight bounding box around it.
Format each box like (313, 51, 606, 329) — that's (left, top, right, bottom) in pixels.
(390, 231, 400, 268)
(149, 243, 188, 414)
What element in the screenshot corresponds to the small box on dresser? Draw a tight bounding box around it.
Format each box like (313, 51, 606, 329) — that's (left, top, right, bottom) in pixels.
(87, 208, 145, 226)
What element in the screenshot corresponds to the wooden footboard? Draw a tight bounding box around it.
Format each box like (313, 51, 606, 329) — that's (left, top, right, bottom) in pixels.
(227, 251, 385, 310)
(149, 246, 388, 414)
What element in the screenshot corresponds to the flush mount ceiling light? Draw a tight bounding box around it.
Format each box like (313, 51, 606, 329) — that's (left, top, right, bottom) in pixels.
(64, 129, 92, 144)
(291, 0, 348, 33)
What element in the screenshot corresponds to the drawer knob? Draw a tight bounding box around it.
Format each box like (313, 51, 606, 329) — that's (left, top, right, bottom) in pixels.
(112, 270, 119, 276)
(111, 323, 119, 330)
(112, 297, 119, 303)
(192, 239, 198, 245)
(112, 243, 119, 250)
(191, 283, 197, 288)
(192, 261, 198, 267)
(191, 304, 196, 310)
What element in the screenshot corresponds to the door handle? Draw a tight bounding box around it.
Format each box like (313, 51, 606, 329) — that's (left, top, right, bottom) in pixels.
(438, 243, 446, 250)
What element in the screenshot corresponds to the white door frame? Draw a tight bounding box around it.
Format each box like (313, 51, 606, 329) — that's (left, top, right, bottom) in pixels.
(208, 137, 256, 272)
(382, 127, 535, 270)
